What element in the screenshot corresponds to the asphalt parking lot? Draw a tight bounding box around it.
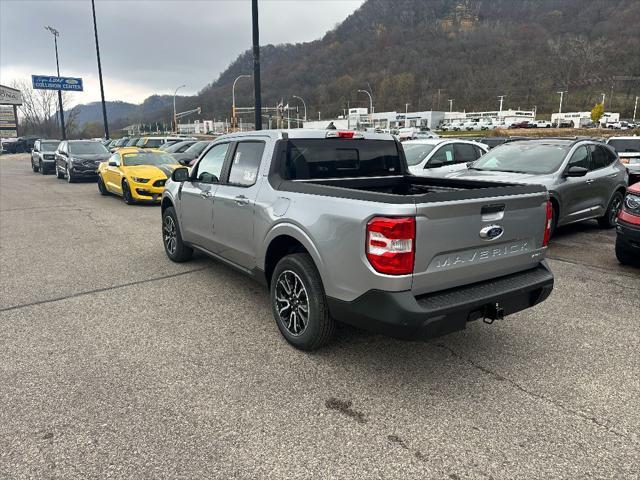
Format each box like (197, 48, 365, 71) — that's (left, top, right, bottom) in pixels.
(1, 153, 638, 479)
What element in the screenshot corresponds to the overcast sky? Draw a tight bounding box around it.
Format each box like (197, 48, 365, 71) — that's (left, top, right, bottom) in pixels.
(0, 0, 364, 105)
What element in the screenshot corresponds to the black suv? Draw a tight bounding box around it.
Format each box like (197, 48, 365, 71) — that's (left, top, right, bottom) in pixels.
(55, 140, 110, 182)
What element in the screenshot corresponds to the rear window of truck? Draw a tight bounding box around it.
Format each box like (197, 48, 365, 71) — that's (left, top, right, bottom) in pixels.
(285, 139, 402, 180)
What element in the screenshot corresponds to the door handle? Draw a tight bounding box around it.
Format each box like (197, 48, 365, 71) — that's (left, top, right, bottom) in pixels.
(199, 190, 213, 198)
(585, 179, 594, 184)
(234, 195, 250, 206)
(607, 173, 618, 178)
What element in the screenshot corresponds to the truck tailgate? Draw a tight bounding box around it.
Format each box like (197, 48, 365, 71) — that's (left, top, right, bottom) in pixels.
(412, 191, 548, 295)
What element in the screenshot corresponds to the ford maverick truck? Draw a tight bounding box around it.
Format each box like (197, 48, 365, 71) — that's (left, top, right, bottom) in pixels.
(160, 130, 554, 350)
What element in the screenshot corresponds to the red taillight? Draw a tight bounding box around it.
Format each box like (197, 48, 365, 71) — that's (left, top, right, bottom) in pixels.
(366, 217, 415, 275)
(543, 200, 553, 247)
(326, 130, 363, 139)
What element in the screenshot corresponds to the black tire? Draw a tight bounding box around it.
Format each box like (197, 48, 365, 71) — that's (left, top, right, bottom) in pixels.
(122, 180, 134, 204)
(615, 237, 635, 265)
(66, 166, 75, 183)
(162, 206, 193, 262)
(56, 165, 65, 179)
(270, 253, 335, 351)
(32, 158, 39, 172)
(598, 192, 623, 228)
(97, 175, 109, 195)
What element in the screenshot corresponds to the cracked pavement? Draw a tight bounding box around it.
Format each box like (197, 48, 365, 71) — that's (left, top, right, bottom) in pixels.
(1, 154, 638, 479)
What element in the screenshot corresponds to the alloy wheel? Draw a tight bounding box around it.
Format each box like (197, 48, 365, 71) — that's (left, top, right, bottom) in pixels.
(163, 215, 177, 255)
(274, 270, 309, 336)
(610, 196, 622, 223)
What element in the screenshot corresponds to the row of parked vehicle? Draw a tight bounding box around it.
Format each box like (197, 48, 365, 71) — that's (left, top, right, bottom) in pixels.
(23, 129, 639, 350)
(440, 119, 554, 132)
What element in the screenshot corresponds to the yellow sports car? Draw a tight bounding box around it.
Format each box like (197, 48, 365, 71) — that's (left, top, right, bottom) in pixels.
(97, 147, 180, 204)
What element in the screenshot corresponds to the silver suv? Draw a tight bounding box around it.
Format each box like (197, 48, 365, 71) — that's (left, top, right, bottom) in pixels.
(425, 139, 628, 235)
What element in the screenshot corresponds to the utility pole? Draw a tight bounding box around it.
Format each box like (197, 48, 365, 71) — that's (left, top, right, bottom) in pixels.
(634, 96, 639, 122)
(498, 95, 505, 113)
(251, 0, 262, 130)
(600, 93, 606, 107)
(44, 26, 66, 140)
(557, 91, 567, 114)
(405, 103, 410, 128)
(91, 0, 109, 139)
(436, 89, 441, 110)
(448, 99, 453, 113)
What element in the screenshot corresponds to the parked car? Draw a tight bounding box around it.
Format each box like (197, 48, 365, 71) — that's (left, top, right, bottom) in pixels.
(136, 136, 190, 149)
(124, 137, 140, 147)
(55, 140, 111, 182)
(477, 136, 528, 149)
(30, 139, 60, 174)
(97, 147, 181, 204)
(510, 120, 532, 129)
(160, 129, 554, 350)
(403, 139, 488, 176)
(615, 182, 640, 264)
(1, 136, 38, 153)
(171, 140, 212, 166)
(554, 120, 575, 128)
(160, 140, 197, 153)
(439, 122, 453, 131)
(532, 120, 553, 128)
(464, 120, 483, 131)
(439, 139, 627, 235)
(606, 136, 640, 185)
(449, 121, 465, 131)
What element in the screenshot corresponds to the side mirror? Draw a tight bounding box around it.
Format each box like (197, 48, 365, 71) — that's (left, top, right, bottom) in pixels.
(178, 159, 191, 166)
(108, 161, 117, 167)
(564, 166, 588, 177)
(426, 159, 445, 168)
(171, 167, 190, 182)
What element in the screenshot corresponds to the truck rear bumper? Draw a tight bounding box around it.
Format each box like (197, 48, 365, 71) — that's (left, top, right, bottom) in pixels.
(327, 262, 554, 340)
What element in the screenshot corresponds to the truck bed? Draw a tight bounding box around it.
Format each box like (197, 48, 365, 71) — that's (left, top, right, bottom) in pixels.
(272, 174, 546, 204)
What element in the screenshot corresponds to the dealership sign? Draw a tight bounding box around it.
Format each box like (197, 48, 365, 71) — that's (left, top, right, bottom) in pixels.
(0, 85, 22, 105)
(32, 75, 84, 92)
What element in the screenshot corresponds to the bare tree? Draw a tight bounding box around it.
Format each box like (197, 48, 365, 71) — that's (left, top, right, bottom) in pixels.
(11, 79, 75, 137)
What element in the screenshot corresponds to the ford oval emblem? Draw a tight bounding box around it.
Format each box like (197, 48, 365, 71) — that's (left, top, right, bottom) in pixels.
(479, 225, 504, 241)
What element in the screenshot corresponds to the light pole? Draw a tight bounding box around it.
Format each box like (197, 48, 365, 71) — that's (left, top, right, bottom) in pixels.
(44, 25, 66, 140)
(497, 95, 505, 114)
(232, 74, 251, 131)
(600, 93, 606, 107)
(448, 99, 454, 113)
(251, 0, 262, 130)
(293, 95, 307, 123)
(173, 84, 185, 133)
(405, 103, 410, 128)
(357, 89, 373, 127)
(634, 96, 639, 122)
(91, 0, 109, 139)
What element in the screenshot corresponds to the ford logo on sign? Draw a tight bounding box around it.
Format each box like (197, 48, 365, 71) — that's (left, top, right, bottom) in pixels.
(65, 79, 78, 85)
(479, 225, 504, 241)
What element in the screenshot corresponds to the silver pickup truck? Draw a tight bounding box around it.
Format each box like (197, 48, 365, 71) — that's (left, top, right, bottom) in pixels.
(161, 130, 554, 350)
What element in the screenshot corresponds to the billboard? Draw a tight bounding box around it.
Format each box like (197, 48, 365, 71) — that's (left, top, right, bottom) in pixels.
(32, 75, 83, 92)
(0, 85, 22, 105)
(0, 106, 18, 138)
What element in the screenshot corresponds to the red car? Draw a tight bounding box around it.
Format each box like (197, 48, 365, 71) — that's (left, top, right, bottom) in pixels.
(615, 182, 640, 264)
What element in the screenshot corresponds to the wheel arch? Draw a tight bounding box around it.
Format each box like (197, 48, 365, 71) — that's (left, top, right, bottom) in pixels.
(261, 224, 325, 288)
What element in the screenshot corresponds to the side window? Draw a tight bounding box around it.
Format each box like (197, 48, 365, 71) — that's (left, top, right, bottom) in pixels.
(568, 146, 589, 169)
(473, 145, 485, 159)
(453, 143, 478, 163)
(228, 141, 266, 186)
(588, 145, 609, 170)
(195, 143, 229, 183)
(110, 153, 120, 166)
(177, 143, 191, 153)
(34, 141, 40, 152)
(428, 144, 455, 166)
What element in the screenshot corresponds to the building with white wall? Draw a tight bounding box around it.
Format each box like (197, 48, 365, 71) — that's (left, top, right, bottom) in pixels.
(550, 111, 620, 128)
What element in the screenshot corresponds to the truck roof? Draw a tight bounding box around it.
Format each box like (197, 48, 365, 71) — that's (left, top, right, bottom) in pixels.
(214, 129, 395, 142)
